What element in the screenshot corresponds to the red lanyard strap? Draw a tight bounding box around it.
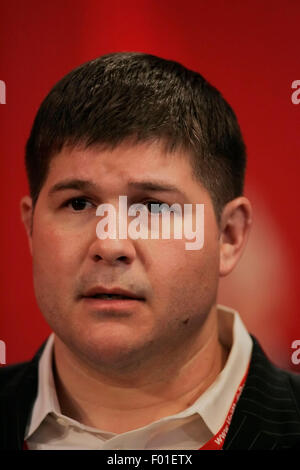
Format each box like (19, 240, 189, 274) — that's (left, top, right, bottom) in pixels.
(200, 363, 249, 450)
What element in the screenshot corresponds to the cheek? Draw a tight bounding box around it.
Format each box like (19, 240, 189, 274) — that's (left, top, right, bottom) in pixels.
(31, 225, 86, 326)
(145, 240, 220, 337)
(147, 236, 220, 300)
(146, 239, 189, 279)
(149, 233, 219, 274)
(32, 224, 84, 284)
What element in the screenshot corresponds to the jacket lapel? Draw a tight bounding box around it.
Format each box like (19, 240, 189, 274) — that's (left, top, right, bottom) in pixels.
(0, 341, 47, 450)
(224, 336, 300, 450)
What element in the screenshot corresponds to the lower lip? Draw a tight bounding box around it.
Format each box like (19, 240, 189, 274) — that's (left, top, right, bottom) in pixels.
(81, 297, 144, 311)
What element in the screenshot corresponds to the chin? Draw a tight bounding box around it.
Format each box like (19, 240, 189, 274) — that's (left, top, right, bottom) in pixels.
(75, 329, 146, 371)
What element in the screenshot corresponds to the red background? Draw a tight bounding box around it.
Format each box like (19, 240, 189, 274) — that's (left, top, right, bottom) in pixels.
(0, 0, 299, 369)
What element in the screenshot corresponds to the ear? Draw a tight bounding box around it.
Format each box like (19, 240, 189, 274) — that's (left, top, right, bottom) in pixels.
(219, 196, 252, 277)
(20, 195, 33, 256)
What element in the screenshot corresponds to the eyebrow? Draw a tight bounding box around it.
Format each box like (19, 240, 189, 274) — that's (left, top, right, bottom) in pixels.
(127, 180, 187, 198)
(48, 178, 187, 198)
(48, 179, 98, 195)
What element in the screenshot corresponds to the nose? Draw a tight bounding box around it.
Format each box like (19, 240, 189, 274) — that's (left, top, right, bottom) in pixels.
(88, 231, 137, 266)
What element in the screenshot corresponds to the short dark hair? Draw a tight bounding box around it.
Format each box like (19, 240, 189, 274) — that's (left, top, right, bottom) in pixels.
(25, 52, 246, 221)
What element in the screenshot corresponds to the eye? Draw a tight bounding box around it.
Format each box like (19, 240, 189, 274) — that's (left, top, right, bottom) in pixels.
(143, 200, 169, 214)
(64, 197, 94, 212)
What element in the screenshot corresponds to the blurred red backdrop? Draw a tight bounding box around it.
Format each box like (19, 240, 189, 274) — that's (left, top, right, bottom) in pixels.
(0, 0, 299, 370)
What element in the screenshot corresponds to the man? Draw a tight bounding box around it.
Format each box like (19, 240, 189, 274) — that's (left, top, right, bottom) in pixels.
(1, 52, 300, 450)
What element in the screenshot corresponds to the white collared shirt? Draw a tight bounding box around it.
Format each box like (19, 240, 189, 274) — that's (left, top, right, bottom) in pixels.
(25, 305, 252, 450)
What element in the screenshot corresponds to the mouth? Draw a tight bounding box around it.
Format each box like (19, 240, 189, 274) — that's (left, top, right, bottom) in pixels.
(84, 293, 143, 300)
(80, 287, 145, 311)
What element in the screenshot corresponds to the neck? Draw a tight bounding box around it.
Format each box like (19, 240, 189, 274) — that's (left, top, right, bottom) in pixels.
(52, 307, 229, 433)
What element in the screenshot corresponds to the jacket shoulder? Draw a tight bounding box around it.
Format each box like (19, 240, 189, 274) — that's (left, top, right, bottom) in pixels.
(0, 361, 31, 390)
(0, 340, 48, 450)
(285, 365, 300, 413)
(224, 336, 300, 449)
(0, 341, 48, 396)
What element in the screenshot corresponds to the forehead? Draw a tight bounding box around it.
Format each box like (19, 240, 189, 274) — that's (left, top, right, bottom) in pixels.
(43, 140, 210, 203)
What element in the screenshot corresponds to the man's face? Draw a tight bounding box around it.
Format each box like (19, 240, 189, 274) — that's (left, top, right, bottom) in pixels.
(25, 140, 221, 371)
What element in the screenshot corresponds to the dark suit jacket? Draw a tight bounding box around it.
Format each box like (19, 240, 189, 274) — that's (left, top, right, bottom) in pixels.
(1, 335, 300, 450)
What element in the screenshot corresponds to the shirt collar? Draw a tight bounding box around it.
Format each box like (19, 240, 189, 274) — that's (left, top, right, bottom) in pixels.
(25, 333, 60, 439)
(25, 304, 252, 439)
(189, 304, 252, 433)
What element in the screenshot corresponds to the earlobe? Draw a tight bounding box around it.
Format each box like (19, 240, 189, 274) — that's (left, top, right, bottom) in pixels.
(20, 196, 33, 255)
(219, 197, 252, 277)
